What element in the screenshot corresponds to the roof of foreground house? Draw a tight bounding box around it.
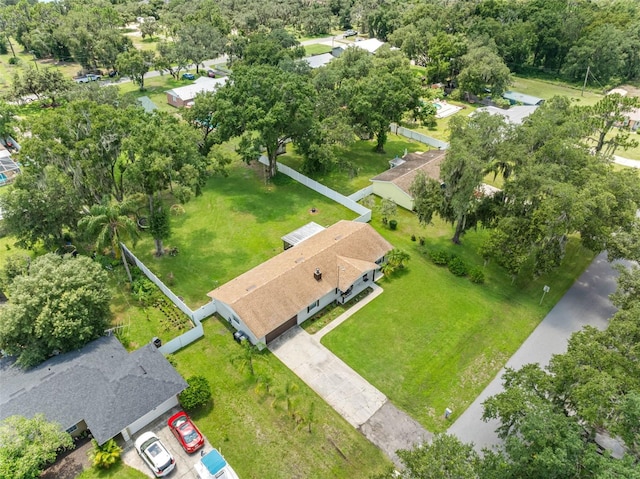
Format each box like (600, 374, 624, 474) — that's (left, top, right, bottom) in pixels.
(208, 220, 393, 338)
(370, 150, 446, 196)
(166, 76, 227, 102)
(0, 336, 187, 445)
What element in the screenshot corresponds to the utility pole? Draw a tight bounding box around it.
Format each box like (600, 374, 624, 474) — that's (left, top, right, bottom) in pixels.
(581, 65, 590, 97)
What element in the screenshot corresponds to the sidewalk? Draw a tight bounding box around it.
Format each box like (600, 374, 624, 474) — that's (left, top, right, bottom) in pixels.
(447, 252, 622, 451)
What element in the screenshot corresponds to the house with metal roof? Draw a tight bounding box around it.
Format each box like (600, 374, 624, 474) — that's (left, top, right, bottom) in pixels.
(473, 105, 539, 125)
(208, 220, 392, 345)
(303, 52, 336, 69)
(0, 336, 187, 445)
(166, 76, 227, 108)
(370, 150, 446, 210)
(502, 91, 545, 106)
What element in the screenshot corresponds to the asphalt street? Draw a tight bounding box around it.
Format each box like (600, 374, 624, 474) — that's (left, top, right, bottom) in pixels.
(448, 252, 624, 451)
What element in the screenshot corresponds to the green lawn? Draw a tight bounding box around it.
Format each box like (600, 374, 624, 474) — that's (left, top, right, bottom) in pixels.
(322, 207, 595, 433)
(278, 136, 427, 195)
(77, 462, 147, 479)
(130, 158, 357, 308)
(118, 74, 188, 113)
(166, 318, 391, 478)
(304, 44, 333, 56)
(510, 76, 603, 106)
(0, 49, 81, 95)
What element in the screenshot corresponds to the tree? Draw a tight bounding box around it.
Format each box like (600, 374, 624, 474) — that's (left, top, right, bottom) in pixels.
(155, 40, 190, 80)
(0, 100, 15, 139)
(78, 197, 139, 278)
(0, 166, 82, 250)
(139, 17, 159, 39)
(457, 43, 512, 97)
(179, 375, 212, 410)
(11, 66, 73, 107)
(0, 254, 111, 368)
(379, 198, 397, 225)
(580, 93, 640, 155)
(0, 414, 73, 479)
(343, 49, 421, 152)
(116, 49, 155, 91)
(149, 201, 170, 257)
(410, 171, 444, 226)
(376, 434, 481, 479)
(212, 64, 316, 179)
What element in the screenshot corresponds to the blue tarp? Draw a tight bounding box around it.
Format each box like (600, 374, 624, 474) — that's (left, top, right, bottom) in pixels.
(201, 449, 227, 475)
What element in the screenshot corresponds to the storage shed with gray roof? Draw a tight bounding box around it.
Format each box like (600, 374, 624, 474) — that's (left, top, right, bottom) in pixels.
(0, 336, 187, 445)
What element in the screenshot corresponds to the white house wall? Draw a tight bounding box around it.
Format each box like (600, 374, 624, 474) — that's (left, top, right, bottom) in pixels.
(371, 182, 414, 210)
(123, 395, 179, 440)
(214, 300, 259, 344)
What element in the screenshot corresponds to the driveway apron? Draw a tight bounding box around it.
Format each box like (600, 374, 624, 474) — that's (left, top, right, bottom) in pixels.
(269, 324, 431, 467)
(448, 252, 623, 451)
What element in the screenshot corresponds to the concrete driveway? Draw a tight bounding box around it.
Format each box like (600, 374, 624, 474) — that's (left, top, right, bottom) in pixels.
(269, 324, 431, 467)
(448, 252, 623, 451)
(122, 407, 218, 479)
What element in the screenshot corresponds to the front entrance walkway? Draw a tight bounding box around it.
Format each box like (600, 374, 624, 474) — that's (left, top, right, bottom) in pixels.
(269, 285, 431, 467)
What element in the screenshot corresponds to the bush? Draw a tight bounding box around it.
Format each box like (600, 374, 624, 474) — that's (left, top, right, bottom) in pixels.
(419, 237, 425, 246)
(89, 438, 122, 469)
(389, 219, 398, 230)
(429, 249, 451, 266)
(411, 234, 416, 242)
(469, 266, 485, 284)
(448, 256, 468, 276)
(179, 375, 212, 410)
(8, 56, 20, 65)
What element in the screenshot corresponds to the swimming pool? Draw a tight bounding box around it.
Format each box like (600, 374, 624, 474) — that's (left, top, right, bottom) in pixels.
(432, 102, 442, 110)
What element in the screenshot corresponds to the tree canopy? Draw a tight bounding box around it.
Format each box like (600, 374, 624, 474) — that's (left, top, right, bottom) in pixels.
(0, 253, 111, 368)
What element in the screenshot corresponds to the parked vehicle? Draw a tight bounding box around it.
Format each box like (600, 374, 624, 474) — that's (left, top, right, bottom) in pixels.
(207, 69, 216, 78)
(108, 70, 119, 78)
(134, 432, 176, 477)
(167, 411, 204, 453)
(195, 449, 240, 479)
(86, 74, 101, 81)
(343, 29, 358, 38)
(182, 73, 196, 80)
(74, 76, 90, 84)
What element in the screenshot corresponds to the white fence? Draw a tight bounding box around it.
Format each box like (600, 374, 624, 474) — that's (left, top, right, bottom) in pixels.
(259, 156, 372, 223)
(193, 301, 217, 322)
(390, 123, 450, 150)
(159, 323, 204, 354)
(348, 185, 374, 202)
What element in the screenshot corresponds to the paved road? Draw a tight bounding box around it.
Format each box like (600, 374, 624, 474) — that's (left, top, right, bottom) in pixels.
(613, 155, 640, 168)
(448, 252, 622, 451)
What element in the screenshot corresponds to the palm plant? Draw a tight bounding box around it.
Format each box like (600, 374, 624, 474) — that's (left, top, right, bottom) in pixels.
(78, 197, 139, 281)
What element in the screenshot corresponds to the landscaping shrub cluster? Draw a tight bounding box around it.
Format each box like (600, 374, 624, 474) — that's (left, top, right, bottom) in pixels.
(425, 249, 485, 284)
(179, 375, 212, 411)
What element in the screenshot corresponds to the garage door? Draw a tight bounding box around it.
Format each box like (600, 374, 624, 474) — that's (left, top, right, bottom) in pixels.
(265, 315, 298, 344)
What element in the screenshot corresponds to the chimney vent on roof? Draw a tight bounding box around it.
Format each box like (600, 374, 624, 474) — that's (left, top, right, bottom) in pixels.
(314, 268, 322, 281)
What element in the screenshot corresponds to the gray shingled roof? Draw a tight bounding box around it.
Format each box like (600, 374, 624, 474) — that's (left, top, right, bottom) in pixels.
(0, 336, 187, 445)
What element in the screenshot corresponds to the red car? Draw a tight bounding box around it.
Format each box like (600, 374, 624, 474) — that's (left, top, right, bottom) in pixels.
(167, 411, 205, 453)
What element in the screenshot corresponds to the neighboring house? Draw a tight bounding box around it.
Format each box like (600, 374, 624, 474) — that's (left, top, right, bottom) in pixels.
(502, 91, 545, 106)
(623, 107, 640, 131)
(370, 150, 446, 211)
(166, 76, 227, 108)
(208, 220, 393, 345)
(344, 38, 386, 54)
(137, 95, 159, 113)
(0, 336, 187, 445)
(473, 105, 538, 125)
(302, 52, 336, 69)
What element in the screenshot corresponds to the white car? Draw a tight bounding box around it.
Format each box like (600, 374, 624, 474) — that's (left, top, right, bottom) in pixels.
(195, 449, 240, 479)
(134, 432, 176, 477)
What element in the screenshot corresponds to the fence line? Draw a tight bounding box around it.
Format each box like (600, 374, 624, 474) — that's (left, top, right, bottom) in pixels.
(159, 323, 204, 354)
(193, 301, 217, 322)
(390, 123, 450, 150)
(259, 156, 372, 222)
(348, 185, 374, 202)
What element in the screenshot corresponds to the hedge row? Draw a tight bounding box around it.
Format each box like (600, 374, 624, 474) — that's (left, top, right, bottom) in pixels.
(425, 249, 485, 284)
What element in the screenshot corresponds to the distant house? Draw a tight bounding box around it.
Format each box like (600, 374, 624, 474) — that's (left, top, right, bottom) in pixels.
(502, 91, 545, 106)
(623, 108, 640, 131)
(370, 150, 446, 211)
(166, 76, 227, 108)
(473, 105, 538, 125)
(0, 141, 21, 186)
(0, 336, 187, 445)
(208, 220, 393, 345)
(347, 37, 386, 54)
(302, 52, 336, 69)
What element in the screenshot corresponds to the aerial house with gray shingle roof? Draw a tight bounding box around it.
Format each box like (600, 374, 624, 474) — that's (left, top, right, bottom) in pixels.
(0, 336, 187, 445)
(208, 220, 393, 345)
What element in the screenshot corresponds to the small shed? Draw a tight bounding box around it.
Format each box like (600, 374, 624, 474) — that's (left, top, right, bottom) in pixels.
(281, 222, 325, 250)
(502, 91, 545, 106)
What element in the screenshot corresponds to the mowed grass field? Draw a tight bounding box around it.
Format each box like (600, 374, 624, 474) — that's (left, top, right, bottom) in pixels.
(131, 157, 357, 308)
(322, 206, 595, 433)
(510, 76, 603, 106)
(279, 135, 428, 195)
